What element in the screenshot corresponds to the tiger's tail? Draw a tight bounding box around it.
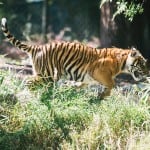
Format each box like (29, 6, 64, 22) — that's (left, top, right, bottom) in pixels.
(1, 18, 31, 53)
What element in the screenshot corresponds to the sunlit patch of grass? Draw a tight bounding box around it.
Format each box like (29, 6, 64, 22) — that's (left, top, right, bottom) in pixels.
(67, 96, 150, 149)
(0, 69, 150, 149)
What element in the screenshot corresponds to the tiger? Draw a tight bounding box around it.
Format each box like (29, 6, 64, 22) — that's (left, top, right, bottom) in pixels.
(1, 18, 148, 99)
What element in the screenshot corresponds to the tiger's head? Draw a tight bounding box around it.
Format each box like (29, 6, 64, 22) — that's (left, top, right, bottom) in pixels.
(125, 48, 148, 81)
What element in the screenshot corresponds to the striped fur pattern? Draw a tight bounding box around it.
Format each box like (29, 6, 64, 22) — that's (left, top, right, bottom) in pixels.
(1, 18, 148, 98)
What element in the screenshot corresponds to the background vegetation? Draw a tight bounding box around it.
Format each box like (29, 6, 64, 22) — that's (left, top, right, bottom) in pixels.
(0, 0, 150, 59)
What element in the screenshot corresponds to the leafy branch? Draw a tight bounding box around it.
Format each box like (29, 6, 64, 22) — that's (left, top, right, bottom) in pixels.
(100, 0, 144, 22)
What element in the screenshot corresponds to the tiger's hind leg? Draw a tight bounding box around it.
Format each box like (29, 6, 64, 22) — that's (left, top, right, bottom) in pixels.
(25, 75, 52, 90)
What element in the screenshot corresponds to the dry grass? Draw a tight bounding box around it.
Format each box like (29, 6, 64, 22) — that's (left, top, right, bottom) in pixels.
(0, 69, 150, 150)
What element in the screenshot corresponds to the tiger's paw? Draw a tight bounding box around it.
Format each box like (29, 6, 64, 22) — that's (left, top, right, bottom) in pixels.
(24, 77, 43, 90)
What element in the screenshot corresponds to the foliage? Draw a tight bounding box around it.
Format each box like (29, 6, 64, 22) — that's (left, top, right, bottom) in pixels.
(0, 0, 100, 41)
(0, 69, 150, 149)
(137, 77, 150, 103)
(100, 0, 144, 21)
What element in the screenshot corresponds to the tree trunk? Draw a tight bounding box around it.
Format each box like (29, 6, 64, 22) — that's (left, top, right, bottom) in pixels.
(42, 0, 48, 43)
(100, 2, 117, 47)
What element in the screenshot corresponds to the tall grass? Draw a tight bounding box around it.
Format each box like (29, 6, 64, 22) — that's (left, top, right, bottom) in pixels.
(0, 70, 150, 150)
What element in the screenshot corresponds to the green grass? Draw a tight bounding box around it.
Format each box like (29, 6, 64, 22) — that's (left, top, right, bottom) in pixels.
(0, 70, 150, 150)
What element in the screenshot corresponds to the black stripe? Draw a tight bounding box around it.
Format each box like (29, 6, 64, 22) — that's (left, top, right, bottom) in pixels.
(49, 44, 55, 80)
(2, 28, 8, 33)
(58, 43, 65, 70)
(6, 34, 13, 39)
(80, 71, 86, 82)
(63, 44, 74, 67)
(121, 60, 126, 70)
(15, 40, 21, 46)
(44, 45, 51, 77)
(74, 49, 89, 80)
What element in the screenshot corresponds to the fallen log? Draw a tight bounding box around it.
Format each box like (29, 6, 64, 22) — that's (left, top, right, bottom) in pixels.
(0, 63, 32, 75)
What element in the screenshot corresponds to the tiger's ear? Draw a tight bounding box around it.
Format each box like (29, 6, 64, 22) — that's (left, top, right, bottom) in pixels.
(131, 47, 137, 51)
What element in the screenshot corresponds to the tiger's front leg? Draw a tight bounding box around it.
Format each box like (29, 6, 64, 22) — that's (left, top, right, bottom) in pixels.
(99, 86, 112, 99)
(98, 80, 115, 99)
(91, 70, 115, 99)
